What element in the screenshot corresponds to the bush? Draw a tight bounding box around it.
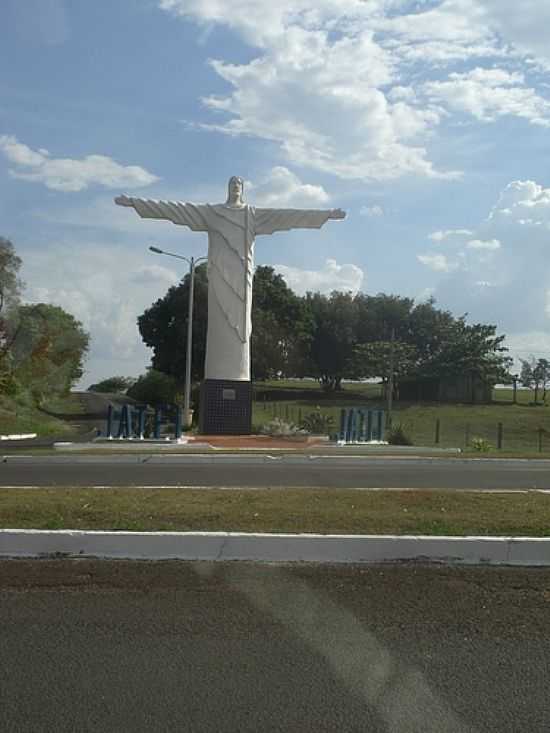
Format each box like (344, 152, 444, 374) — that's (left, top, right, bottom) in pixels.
(470, 436, 492, 452)
(260, 418, 308, 438)
(126, 370, 181, 405)
(300, 409, 334, 435)
(386, 423, 413, 446)
(88, 376, 136, 394)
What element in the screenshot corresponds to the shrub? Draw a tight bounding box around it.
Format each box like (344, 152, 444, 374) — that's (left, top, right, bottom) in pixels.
(126, 369, 180, 405)
(470, 436, 492, 452)
(88, 376, 136, 394)
(300, 409, 334, 435)
(260, 418, 308, 438)
(386, 423, 413, 446)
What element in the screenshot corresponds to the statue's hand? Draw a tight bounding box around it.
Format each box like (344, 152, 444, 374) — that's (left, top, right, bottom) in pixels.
(329, 208, 346, 220)
(115, 195, 133, 207)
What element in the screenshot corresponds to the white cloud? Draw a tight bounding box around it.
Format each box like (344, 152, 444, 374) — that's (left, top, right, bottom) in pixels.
(416, 253, 457, 272)
(429, 228, 473, 242)
(418, 178, 550, 347)
(378, 0, 494, 48)
(165, 1, 466, 181)
(467, 238, 501, 250)
(200, 28, 451, 181)
(489, 180, 550, 226)
(275, 258, 364, 295)
(248, 167, 330, 207)
(21, 243, 180, 385)
(0, 135, 159, 192)
(360, 205, 384, 217)
(424, 68, 550, 126)
(159, 0, 380, 48)
(504, 331, 550, 372)
(160, 0, 550, 184)
(478, 0, 550, 69)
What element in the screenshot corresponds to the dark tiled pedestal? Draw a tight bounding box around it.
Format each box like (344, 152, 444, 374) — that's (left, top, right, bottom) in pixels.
(199, 379, 252, 435)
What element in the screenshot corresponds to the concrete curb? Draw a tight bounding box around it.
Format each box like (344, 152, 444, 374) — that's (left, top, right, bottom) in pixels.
(2, 530, 550, 565)
(52, 442, 462, 455)
(1, 434, 37, 441)
(4, 453, 528, 465)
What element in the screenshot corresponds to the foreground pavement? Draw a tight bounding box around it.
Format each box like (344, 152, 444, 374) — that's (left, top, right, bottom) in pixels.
(2, 454, 550, 490)
(1, 561, 549, 732)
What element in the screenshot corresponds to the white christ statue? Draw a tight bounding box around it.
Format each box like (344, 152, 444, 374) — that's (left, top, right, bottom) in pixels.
(115, 177, 345, 383)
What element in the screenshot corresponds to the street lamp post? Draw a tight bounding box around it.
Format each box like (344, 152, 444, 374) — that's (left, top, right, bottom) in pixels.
(149, 246, 207, 428)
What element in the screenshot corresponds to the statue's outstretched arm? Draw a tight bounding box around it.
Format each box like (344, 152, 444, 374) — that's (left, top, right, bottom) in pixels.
(255, 207, 346, 235)
(114, 196, 208, 231)
(114, 195, 135, 208)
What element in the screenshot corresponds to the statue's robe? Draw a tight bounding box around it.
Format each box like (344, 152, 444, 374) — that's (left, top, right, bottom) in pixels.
(126, 198, 333, 381)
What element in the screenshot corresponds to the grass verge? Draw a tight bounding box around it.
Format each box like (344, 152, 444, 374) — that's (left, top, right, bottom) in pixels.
(0, 396, 76, 437)
(1, 488, 550, 536)
(254, 398, 550, 452)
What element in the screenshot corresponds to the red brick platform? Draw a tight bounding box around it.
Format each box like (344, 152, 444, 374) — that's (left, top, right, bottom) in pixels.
(187, 434, 329, 450)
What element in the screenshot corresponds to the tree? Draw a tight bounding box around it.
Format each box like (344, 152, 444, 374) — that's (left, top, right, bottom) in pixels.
(88, 376, 136, 394)
(305, 291, 359, 391)
(0, 238, 23, 392)
(138, 263, 208, 383)
(355, 293, 414, 344)
(536, 359, 550, 403)
(351, 340, 418, 392)
(0, 237, 23, 314)
(407, 298, 457, 366)
(136, 259, 512, 399)
(251, 266, 311, 380)
(126, 369, 180, 405)
(11, 304, 89, 404)
(411, 318, 511, 388)
(521, 356, 550, 404)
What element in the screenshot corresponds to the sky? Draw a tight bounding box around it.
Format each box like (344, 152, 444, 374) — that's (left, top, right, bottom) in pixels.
(1, 0, 550, 386)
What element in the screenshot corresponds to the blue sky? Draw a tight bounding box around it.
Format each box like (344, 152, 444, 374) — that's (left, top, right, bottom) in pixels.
(2, 0, 550, 385)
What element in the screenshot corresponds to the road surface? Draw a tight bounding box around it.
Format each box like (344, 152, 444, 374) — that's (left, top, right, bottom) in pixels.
(2, 455, 550, 490)
(1, 560, 549, 732)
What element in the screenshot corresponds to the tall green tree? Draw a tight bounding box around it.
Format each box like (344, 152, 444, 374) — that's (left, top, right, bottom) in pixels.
(11, 304, 89, 404)
(355, 293, 414, 344)
(0, 238, 23, 390)
(351, 340, 418, 390)
(251, 267, 311, 380)
(138, 263, 209, 383)
(305, 291, 359, 391)
(417, 318, 511, 385)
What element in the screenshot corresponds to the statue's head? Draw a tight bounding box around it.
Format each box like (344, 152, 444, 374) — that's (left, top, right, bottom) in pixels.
(226, 176, 244, 207)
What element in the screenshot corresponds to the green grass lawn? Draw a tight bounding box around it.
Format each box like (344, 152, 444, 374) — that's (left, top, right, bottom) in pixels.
(256, 379, 382, 398)
(0, 396, 76, 437)
(40, 393, 88, 416)
(2, 487, 550, 536)
(253, 383, 550, 453)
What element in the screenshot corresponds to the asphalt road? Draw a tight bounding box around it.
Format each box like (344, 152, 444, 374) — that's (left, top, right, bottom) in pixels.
(1, 560, 549, 732)
(2, 455, 550, 490)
